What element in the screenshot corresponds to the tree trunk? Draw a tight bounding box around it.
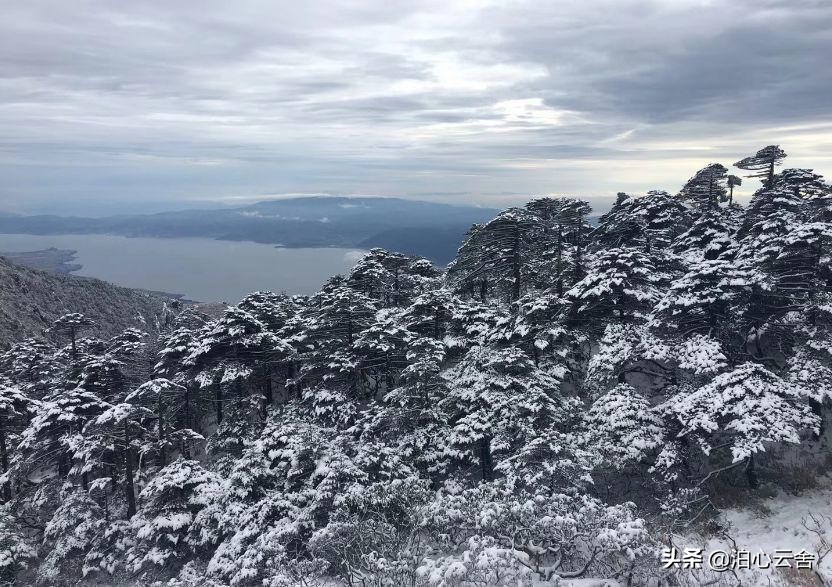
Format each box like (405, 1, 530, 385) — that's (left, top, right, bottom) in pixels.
(263, 365, 273, 418)
(480, 279, 487, 301)
(574, 226, 584, 283)
(124, 421, 137, 517)
(0, 420, 10, 501)
(215, 385, 223, 425)
(479, 436, 494, 482)
(57, 447, 69, 478)
(746, 455, 759, 489)
(556, 224, 564, 297)
(287, 362, 298, 399)
(511, 225, 521, 302)
(158, 402, 166, 468)
(810, 400, 825, 440)
(184, 384, 192, 431)
(708, 174, 715, 209)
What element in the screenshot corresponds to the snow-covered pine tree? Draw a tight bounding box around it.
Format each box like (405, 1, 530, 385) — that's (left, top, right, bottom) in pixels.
(126, 378, 203, 465)
(49, 313, 95, 362)
(563, 246, 662, 334)
(0, 338, 59, 399)
(364, 337, 450, 480)
(734, 144, 788, 187)
(352, 310, 414, 399)
(775, 168, 828, 201)
(666, 362, 818, 488)
(652, 258, 761, 357)
(347, 248, 438, 307)
(582, 383, 664, 471)
(447, 207, 541, 304)
(39, 486, 107, 583)
(0, 383, 39, 500)
(125, 459, 221, 579)
(15, 385, 109, 490)
(400, 288, 455, 340)
(591, 190, 691, 253)
(294, 278, 377, 426)
(75, 402, 154, 517)
(678, 163, 728, 210)
(0, 504, 35, 584)
(523, 197, 593, 294)
(441, 345, 564, 482)
(185, 305, 290, 451)
(672, 204, 736, 262)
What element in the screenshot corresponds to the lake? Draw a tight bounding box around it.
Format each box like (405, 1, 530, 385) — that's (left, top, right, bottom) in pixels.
(0, 233, 366, 302)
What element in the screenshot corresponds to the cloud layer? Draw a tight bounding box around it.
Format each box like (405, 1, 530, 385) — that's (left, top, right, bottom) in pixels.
(2, 0, 831, 215)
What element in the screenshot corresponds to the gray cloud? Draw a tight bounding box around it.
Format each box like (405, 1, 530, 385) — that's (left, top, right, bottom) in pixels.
(1, 0, 830, 215)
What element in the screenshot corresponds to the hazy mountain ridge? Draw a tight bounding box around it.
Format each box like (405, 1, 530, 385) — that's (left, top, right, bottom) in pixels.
(0, 256, 171, 348)
(0, 197, 499, 262)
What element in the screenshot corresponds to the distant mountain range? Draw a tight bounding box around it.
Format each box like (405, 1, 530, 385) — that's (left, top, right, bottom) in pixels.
(0, 197, 499, 264)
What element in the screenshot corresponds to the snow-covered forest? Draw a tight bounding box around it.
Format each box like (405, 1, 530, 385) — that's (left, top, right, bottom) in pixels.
(2, 145, 832, 585)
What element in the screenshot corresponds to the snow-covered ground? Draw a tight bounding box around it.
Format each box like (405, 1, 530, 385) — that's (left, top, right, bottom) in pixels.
(681, 475, 832, 586)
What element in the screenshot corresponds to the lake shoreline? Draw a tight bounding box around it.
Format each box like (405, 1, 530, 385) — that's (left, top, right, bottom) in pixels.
(0, 234, 366, 302)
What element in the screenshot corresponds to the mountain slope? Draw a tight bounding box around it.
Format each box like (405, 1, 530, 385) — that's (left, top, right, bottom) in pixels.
(0, 256, 171, 348)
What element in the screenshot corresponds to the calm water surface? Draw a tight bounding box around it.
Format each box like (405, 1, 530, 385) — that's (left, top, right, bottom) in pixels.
(0, 233, 365, 302)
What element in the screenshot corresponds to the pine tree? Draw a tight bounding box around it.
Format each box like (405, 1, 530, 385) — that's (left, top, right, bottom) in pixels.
(126, 459, 221, 577)
(672, 205, 736, 261)
(365, 337, 450, 480)
(400, 289, 455, 340)
(347, 249, 437, 307)
(39, 487, 107, 583)
(441, 345, 564, 482)
(734, 145, 787, 187)
(296, 279, 377, 426)
(775, 168, 828, 200)
(352, 311, 414, 399)
(16, 387, 109, 486)
(49, 313, 95, 362)
(592, 190, 691, 252)
(666, 362, 818, 488)
(76, 402, 154, 517)
(563, 247, 662, 333)
(0, 338, 60, 399)
(0, 505, 36, 584)
(0, 383, 38, 500)
(186, 306, 289, 438)
(653, 258, 761, 344)
(524, 197, 593, 294)
(726, 174, 742, 205)
(678, 163, 728, 210)
(583, 383, 664, 470)
(125, 378, 203, 466)
(448, 207, 544, 304)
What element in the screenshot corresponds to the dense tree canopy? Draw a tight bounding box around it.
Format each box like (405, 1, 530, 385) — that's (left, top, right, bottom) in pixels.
(1, 145, 830, 585)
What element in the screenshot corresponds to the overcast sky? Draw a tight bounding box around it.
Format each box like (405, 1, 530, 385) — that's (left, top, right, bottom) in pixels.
(2, 0, 831, 216)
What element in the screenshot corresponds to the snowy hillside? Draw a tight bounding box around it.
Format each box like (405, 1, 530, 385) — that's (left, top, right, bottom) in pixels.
(0, 256, 173, 348)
